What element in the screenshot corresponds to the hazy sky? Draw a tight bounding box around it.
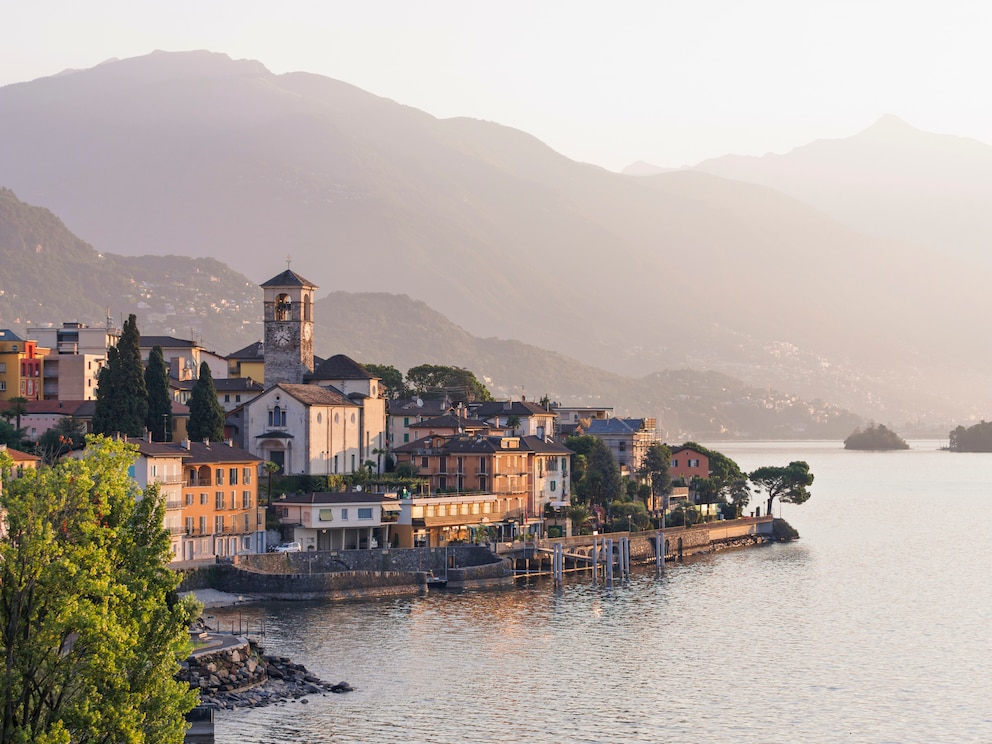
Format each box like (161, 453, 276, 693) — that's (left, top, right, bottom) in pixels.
(4, 1, 991, 170)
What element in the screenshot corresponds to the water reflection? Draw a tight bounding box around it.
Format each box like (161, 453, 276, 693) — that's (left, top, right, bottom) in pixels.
(210, 443, 992, 743)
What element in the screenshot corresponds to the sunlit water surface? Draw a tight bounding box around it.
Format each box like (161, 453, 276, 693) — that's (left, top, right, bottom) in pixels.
(210, 441, 992, 743)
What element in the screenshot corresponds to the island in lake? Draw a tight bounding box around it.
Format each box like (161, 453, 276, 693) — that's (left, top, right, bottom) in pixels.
(844, 423, 909, 450)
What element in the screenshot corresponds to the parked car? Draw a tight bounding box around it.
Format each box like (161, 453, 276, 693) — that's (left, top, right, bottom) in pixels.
(272, 541, 302, 553)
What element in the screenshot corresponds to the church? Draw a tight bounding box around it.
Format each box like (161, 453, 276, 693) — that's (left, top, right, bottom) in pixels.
(242, 269, 387, 476)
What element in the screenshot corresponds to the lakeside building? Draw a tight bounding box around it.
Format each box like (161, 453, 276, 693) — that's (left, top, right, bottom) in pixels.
(669, 444, 710, 483)
(470, 399, 556, 438)
(130, 437, 266, 563)
(392, 432, 573, 542)
(584, 417, 659, 478)
(2, 398, 191, 444)
(273, 491, 395, 551)
(387, 397, 454, 446)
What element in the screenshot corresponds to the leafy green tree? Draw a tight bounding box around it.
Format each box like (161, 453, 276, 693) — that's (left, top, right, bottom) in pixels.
(566, 503, 591, 533)
(92, 314, 147, 437)
(844, 422, 909, 450)
(608, 499, 650, 531)
(361, 363, 406, 399)
(187, 361, 225, 442)
(36, 416, 86, 464)
(405, 364, 493, 403)
(680, 442, 750, 514)
(749, 461, 814, 517)
(0, 436, 199, 743)
(144, 345, 173, 442)
(572, 437, 622, 507)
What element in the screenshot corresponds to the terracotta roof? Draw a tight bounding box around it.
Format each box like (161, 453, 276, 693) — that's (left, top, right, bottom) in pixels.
(260, 269, 318, 289)
(2, 447, 40, 463)
(310, 354, 373, 381)
(276, 383, 359, 407)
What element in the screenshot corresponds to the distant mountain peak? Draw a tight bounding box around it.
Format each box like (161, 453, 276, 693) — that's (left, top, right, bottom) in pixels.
(858, 114, 921, 140)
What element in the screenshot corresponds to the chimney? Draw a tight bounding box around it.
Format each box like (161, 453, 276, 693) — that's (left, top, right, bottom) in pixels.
(181, 438, 191, 450)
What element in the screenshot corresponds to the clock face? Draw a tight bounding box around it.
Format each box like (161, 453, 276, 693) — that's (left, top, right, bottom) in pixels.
(271, 325, 292, 348)
(302, 323, 312, 342)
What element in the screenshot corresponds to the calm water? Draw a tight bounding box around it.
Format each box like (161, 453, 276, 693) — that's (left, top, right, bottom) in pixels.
(210, 441, 992, 743)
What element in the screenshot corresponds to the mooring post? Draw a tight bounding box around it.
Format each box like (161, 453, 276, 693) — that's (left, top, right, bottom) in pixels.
(656, 530, 665, 574)
(624, 537, 631, 579)
(592, 537, 599, 584)
(606, 538, 614, 584)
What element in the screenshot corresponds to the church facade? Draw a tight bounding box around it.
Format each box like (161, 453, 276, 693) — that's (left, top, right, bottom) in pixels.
(244, 270, 387, 476)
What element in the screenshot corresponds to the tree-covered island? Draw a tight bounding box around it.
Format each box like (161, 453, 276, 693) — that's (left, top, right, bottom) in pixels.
(843, 423, 909, 450)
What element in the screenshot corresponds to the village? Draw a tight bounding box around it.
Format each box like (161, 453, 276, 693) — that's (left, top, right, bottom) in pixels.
(0, 268, 776, 569)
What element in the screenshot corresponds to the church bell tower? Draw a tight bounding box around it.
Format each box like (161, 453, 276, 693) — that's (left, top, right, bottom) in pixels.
(261, 268, 317, 385)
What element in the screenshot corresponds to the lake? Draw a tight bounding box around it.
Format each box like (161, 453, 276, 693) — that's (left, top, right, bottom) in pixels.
(208, 441, 992, 743)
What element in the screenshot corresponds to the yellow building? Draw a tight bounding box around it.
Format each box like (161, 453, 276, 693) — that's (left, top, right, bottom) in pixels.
(0, 330, 47, 401)
(226, 340, 265, 383)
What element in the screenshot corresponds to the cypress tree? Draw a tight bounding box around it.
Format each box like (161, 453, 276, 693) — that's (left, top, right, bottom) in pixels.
(187, 361, 225, 442)
(144, 345, 172, 442)
(92, 315, 148, 437)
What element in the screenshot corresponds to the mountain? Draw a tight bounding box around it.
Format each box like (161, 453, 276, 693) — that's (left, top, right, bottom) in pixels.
(0, 187, 859, 439)
(0, 52, 988, 426)
(0, 187, 262, 350)
(691, 115, 992, 265)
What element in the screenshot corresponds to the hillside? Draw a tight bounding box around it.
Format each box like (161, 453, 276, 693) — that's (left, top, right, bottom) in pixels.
(0, 52, 988, 426)
(0, 187, 262, 350)
(0, 187, 859, 439)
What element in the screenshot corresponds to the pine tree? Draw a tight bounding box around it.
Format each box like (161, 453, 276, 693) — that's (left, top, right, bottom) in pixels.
(144, 345, 172, 442)
(92, 314, 148, 437)
(187, 361, 225, 442)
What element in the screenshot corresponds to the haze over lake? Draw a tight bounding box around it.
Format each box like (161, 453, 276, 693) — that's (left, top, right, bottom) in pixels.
(209, 441, 991, 743)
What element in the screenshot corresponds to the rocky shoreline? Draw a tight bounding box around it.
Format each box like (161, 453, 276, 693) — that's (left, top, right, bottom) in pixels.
(179, 634, 353, 710)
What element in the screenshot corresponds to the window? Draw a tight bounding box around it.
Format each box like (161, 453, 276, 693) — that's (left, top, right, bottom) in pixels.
(0, 363, 5, 373)
(351, 454, 355, 471)
(244, 513, 250, 532)
(235, 394, 241, 402)
(550, 481, 557, 491)
(421, 456, 428, 468)
(242, 491, 251, 509)
(243, 467, 252, 484)
(403, 417, 410, 426)
(479, 475, 488, 491)
(185, 493, 193, 506)
(0, 382, 5, 392)
(438, 476, 447, 491)
(200, 492, 208, 505)
(618, 441, 626, 451)
(358, 508, 372, 520)
(224, 394, 230, 403)
(151, 464, 158, 477)
(216, 469, 224, 486)
(229, 467, 238, 485)
(480, 458, 488, 474)
(404, 433, 409, 443)
(215, 516, 224, 533)
(688, 458, 700, 468)
(216, 492, 225, 510)
(671, 459, 678, 468)
(185, 516, 194, 533)
(199, 516, 208, 534)
(341, 508, 349, 521)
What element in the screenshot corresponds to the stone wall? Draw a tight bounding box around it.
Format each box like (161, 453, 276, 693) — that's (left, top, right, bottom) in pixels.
(237, 545, 499, 574)
(207, 564, 423, 600)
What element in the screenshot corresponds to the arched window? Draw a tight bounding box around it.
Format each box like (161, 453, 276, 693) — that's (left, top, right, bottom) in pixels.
(304, 294, 312, 322)
(275, 293, 292, 321)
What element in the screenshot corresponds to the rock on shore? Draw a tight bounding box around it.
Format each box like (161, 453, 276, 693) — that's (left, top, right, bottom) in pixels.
(178, 639, 353, 710)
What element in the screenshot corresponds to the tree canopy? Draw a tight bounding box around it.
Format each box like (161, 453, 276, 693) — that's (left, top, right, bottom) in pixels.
(844, 423, 909, 450)
(638, 442, 672, 508)
(405, 364, 493, 403)
(680, 441, 750, 512)
(35, 416, 86, 464)
(0, 436, 199, 743)
(749, 461, 814, 517)
(187, 361, 226, 442)
(144, 345, 173, 442)
(567, 435, 622, 506)
(92, 314, 147, 437)
(361, 363, 405, 399)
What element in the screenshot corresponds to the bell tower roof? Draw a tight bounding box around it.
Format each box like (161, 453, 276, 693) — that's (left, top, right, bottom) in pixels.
(261, 269, 318, 290)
